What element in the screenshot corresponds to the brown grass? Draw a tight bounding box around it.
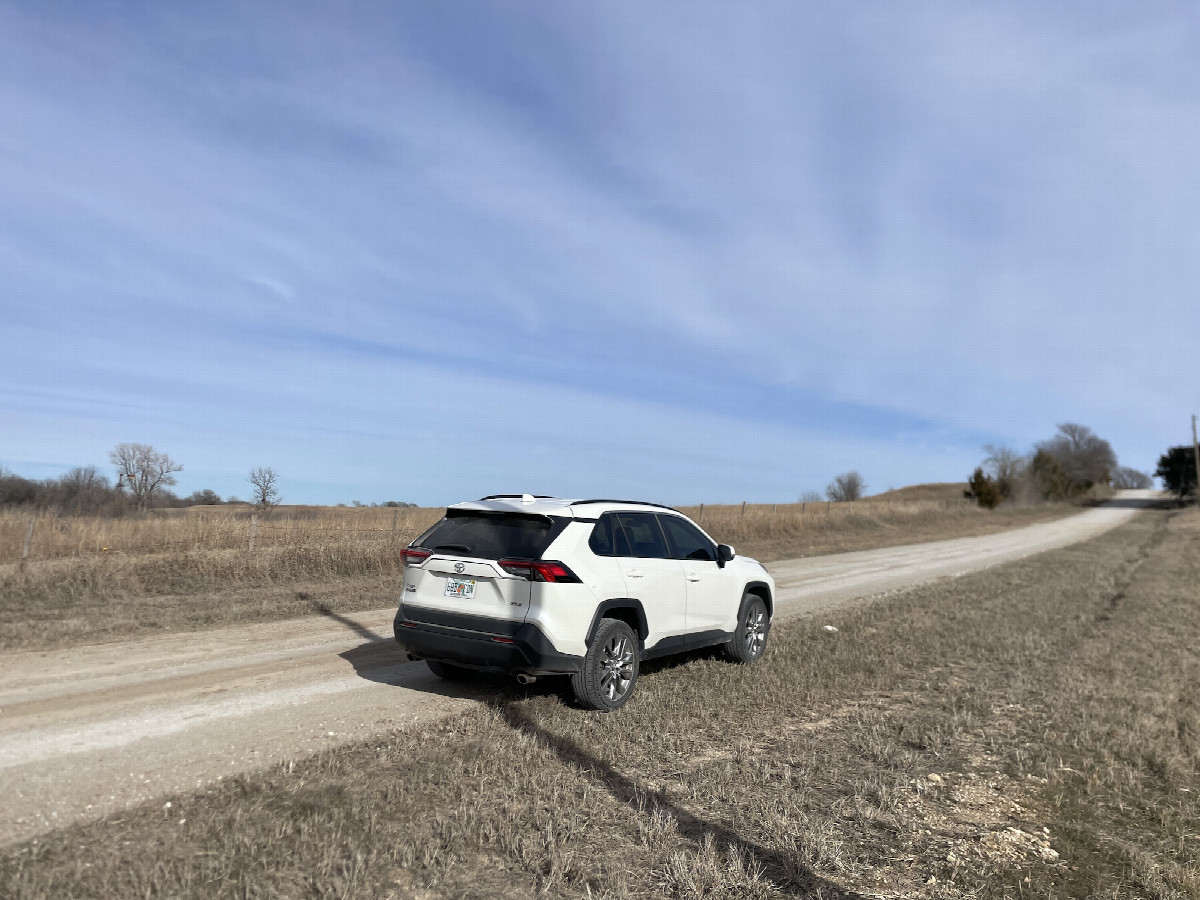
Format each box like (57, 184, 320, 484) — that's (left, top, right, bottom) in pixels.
(682, 496, 1075, 562)
(0, 505, 445, 563)
(3, 506, 1193, 899)
(0, 498, 1078, 652)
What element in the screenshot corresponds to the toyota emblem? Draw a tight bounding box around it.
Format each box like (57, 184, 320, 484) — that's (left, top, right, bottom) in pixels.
(454, 562, 465, 574)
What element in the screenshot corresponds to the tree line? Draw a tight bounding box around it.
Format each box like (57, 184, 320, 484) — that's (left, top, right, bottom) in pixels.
(1, 443, 416, 515)
(0, 444, 275, 516)
(964, 422, 1158, 508)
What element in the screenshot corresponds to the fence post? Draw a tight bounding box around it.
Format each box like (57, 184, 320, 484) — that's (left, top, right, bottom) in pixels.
(248, 513, 258, 552)
(19, 518, 34, 572)
(801, 502, 806, 515)
(772, 503, 777, 514)
(826, 500, 831, 516)
(699, 503, 704, 524)
(741, 501, 746, 517)
(392, 509, 398, 532)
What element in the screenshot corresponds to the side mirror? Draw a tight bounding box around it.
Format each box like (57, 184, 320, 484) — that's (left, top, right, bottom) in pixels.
(716, 544, 735, 568)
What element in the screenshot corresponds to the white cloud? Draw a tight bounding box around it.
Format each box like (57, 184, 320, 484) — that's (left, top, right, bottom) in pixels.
(2, 2, 1195, 497)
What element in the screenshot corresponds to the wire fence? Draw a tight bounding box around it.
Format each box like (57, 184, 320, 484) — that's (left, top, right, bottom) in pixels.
(1, 508, 446, 566)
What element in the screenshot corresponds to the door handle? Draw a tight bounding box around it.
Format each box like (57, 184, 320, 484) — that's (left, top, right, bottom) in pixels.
(686, 574, 701, 582)
(626, 569, 644, 578)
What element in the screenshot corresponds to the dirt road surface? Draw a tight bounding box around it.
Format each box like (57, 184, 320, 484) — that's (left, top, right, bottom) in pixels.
(0, 492, 1156, 846)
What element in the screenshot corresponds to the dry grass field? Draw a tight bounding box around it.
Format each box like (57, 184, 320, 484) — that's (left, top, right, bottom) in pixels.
(3, 505, 1191, 899)
(0, 487, 1080, 651)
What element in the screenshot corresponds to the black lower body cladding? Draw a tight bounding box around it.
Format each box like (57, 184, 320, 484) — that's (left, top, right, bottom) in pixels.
(394, 604, 582, 676)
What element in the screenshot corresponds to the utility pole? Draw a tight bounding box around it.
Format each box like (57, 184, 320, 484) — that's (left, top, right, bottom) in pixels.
(1193, 414, 1199, 505)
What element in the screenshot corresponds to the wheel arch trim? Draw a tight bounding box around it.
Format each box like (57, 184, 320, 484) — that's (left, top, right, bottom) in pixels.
(585, 599, 649, 647)
(743, 580, 774, 616)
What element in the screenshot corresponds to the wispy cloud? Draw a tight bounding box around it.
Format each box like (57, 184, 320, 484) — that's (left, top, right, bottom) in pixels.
(2, 2, 1196, 502)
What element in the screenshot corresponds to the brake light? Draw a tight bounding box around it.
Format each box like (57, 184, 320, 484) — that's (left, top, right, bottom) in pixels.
(401, 548, 432, 567)
(498, 559, 581, 583)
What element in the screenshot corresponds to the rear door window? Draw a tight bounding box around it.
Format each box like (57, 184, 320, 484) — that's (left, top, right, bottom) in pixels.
(589, 513, 632, 557)
(658, 515, 716, 561)
(415, 512, 554, 560)
(612, 512, 670, 559)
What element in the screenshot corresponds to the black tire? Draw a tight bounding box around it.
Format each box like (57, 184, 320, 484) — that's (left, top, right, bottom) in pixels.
(426, 659, 473, 681)
(724, 593, 770, 663)
(571, 618, 640, 711)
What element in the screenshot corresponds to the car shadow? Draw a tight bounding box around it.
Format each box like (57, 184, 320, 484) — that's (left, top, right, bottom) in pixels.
(313, 603, 870, 893)
(493, 701, 871, 898)
(309, 600, 563, 701)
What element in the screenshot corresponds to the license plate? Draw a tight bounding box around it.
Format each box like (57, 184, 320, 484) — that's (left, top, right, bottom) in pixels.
(445, 577, 476, 599)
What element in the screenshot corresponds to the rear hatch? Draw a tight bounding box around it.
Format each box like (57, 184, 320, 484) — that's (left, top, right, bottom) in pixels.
(401, 510, 562, 623)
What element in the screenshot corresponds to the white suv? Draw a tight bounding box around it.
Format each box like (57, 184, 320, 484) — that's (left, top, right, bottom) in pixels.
(394, 495, 774, 711)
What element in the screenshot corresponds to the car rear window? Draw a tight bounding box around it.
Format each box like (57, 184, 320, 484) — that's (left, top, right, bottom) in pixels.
(414, 511, 555, 560)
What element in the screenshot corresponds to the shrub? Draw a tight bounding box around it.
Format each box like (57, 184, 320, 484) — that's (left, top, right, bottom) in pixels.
(826, 472, 865, 503)
(1155, 446, 1197, 498)
(964, 467, 1002, 509)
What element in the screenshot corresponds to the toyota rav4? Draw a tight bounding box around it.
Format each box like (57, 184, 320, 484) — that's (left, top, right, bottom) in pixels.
(393, 495, 774, 710)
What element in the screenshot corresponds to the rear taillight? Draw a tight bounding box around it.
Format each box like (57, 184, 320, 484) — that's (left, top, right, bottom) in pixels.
(498, 559, 581, 583)
(401, 548, 432, 568)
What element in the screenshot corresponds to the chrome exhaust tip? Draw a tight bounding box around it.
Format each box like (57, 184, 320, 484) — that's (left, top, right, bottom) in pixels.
(515, 673, 537, 685)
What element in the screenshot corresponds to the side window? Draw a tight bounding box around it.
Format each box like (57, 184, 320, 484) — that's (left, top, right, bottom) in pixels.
(588, 516, 613, 556)
(589, 514, 633, 557)
(613, 512, 669, 559)
(658, 515, 716, 561)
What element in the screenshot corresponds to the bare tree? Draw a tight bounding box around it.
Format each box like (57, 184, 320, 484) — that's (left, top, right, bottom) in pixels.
(54, 466, 114, 515)
(109, 443, 182, 510)
(248, 467, 281, 513)
(1111, 466, 1153, 490)
(799, 490, 824, 503)
(826, 471, 866, 502)
(1035, 423, 1117, 494)
(982, 444, 1027, 499)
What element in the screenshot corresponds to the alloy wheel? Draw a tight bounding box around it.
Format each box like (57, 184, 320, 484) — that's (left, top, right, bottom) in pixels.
(743, 606, 767, 657)
(600, 634, 635, 701)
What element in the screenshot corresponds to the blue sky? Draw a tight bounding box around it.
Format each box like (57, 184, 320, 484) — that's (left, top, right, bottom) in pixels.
(2, 2, 1197, 506)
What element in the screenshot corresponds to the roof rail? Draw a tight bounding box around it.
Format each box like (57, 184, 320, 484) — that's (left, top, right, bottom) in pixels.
(569, 499, 680, 512)
(478, 494, 557, 501)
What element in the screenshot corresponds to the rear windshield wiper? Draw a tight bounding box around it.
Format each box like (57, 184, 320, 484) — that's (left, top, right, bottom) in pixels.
(432, 544, 473, 553)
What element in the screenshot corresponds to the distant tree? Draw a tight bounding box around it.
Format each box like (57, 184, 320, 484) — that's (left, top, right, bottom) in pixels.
(1034, 424, 1116, 497)
(965, 467, 1002, 509)
(1029, 448, 1068, 500)
(798, 490, 824, 503)
(0, 467, 40, 506)
(1111, 467, 1153, 490)
(826, 471, 865, 502)
(187, 488, 223, 505)
(109, 443, 182, 510)
(982, 444, 1026, 500)
(153, 488, 189, 509)
(1155, 446, 1197, 499)
(248, 467, 281, 513)
(54, 466, 114, 514)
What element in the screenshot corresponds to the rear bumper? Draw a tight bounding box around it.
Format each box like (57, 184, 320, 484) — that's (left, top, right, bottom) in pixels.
(394, 603, 582, 676)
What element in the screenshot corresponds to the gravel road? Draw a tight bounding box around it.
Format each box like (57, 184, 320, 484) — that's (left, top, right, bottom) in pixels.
(0, 492, 1156, 846)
